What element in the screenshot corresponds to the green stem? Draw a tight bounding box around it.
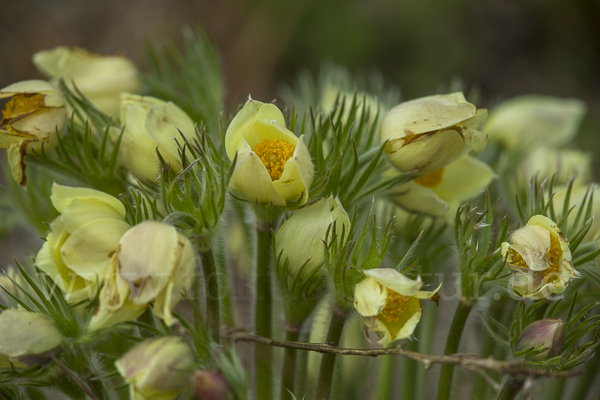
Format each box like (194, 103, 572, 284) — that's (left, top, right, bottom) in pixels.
(471, 300, 504, 400)
(375, 355, 396, 400)
(316, 306, 348, 400)
(255, 224, 275, 400)
(200, 249, 221, 343)
(437, 301, 474, 400)
(280, 326, 301, 399)
(416, 304, 437, 400)
(546, 378, 566, 400)
(217, 245, 234, 326)
(495, 377, 524, 400)
(402, 340, 418, 400)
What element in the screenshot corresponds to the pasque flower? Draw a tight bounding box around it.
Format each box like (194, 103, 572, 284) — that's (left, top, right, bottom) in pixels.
(88, 221, 195, 331)
(354, 268, 440, 345)
(517, 319, 566, 361)
(501, 215, 578, 299)
(275, 197, 350, 277)
(119, 93, 196, 182)
(116, 336, 195, 400)
(0, 80, 67, 185)
(225, 99, 314, 207)
(35, 184, 129, 303)
(33, 46, 141, 118)
(380, 92, 487, 175)
(390, 155, 494, 219)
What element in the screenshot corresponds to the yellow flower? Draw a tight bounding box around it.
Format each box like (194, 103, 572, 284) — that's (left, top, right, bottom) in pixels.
(552, 184, 600, 240)
(501, 215, 578, 299)
(33, 46, 141, 118)
(354, 268, 440, 345)
(484, 95, 586, 149)
(88, 221, 195, 331)
(119, 93, 196, 182)
(225, 99, 314, 207)
(380, 92, 487, 175)
(518, 147, 592, 186)
(275, 197, 350, 277)
(35, 184, 129, 303)
(0, 80, 67, 185)
(0, 309, 62, 366)
(116, 336, 194, 400)
(390, 155, 494, 218)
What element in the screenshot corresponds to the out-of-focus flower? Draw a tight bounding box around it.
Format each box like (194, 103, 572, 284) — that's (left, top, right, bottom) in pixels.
(320, 86, 380, 122)
(389, 155, 494, 219)
(88, 221, 195, 331)
(194, 370, 232, 400)
(119, 93, 196, 182)
(516, 319, 565, 361)
(0, 309, 62, 366)
(116, 336, 194, 400)
(0, 80, 67, 185)
(32, 46, 141, 118)
(276, 197, 350, 277)
(380, 92, 487, 175)
(518, 147, 592, 186)
(225, 99, 314, 207)
(485, 95, 586, 149)
(35, 184, 129, 303)
(501, 215, 578, 299)
(354, 268, 440, 345)
(552, 184, 600, 240)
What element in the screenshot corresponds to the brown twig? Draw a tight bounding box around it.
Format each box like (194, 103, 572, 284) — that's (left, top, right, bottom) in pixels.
(224, 328, 582, 379)
(49, 353, 101, 400)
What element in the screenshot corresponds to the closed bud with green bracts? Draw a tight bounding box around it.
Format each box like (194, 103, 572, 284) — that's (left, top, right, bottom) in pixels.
(194, 370, 233, 400)
(517, 319, 566, 361)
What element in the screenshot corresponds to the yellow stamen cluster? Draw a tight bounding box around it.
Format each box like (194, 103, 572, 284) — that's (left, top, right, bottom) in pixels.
(2, 94, 44, 121)
(414, 168, 445, 188)
(508, 248, 528, 269)
(542, 234, 562, 281)
(253, 138, 295, 181)
(380, 290, 412, 323)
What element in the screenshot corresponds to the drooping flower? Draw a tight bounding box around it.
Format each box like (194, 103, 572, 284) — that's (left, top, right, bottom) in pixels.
(484, 95, 586, 149)
(119, 93, 196, 182)
(516, 319, 566, 361)
(389, 155, 494, 219)
(0, 80, 67, 185)
(380, 92, 487, 175)
(32, 46, 141, 118)
(354, 268, 440, 345)
(275, 197, 350, 277)
(35, 184, 130, 303)
(225, 99, 314, 207)
(88, 221, 195, 331)
(116, 336, 195, 400)
(501, 215, 578, 299)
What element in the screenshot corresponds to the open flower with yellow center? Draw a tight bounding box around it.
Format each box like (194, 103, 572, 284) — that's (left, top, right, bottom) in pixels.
(380, 92, 488, 175)
(225, 99, 314, 207)
(354, 268, 440, 345)
(35, 184, 130, 303)
(501, 215, 578, 300)
(0, 80, 67, 185)
(33, 46, 141, 118)
(389, 155, 494, 219)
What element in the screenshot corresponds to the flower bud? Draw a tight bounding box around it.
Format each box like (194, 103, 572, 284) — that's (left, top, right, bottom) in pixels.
(380, 92, 487, 175)
(484, 95, 586, 149)
(517, 319, 566, 361)
(119, 93, 196, 182)
(225, 99, 314, 207)
(194, 370, 232, 400)
(32, 46, 141, 118)
(116, 336, 194, 400)
(0, 80, 67, 185)
(276, 197, 350, 277)
(0, 309, 62, 365)
(88, 221, 195, 331)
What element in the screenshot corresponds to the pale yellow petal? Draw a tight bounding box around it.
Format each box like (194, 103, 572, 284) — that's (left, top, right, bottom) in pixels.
(51, 183, 126, 218)
(392, 181, 449, 218)
(364, 268, 423, 297)
(229, 152, 286, 206)
(354, 277, 388, 317)
(145, 102, 196, 160)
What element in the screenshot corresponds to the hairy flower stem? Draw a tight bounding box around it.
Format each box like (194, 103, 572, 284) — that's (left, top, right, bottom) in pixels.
(471, 300, 503, 400)
(255, 223, 275, 400)
(200, 248, 221, 343)
(316, 305, 348, 400)
(437, 301, 473, 400)
(280, 325, 301, 399)
(217, 248, 234, 326)
(495, 377, 524, 400)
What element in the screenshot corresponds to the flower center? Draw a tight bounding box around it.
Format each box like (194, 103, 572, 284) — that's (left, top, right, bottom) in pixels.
(380, 290, 412, 323)
(509, 233, 563, 282)
(253, 138, 295, 181)
(414, 168, 445, 188)
(1, 94, 45, 121)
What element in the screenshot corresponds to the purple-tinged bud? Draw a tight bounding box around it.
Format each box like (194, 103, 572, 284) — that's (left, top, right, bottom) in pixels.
(194, 370, 232, 400)
(517, 319, 566, 361)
